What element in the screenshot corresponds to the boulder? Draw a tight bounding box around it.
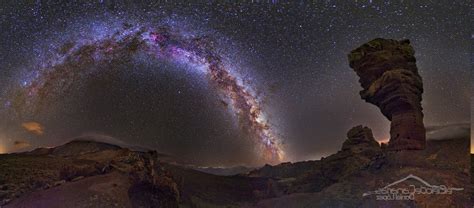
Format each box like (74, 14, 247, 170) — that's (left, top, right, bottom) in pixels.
(53, 180, 65, 187)
(342, 125, 380, 153)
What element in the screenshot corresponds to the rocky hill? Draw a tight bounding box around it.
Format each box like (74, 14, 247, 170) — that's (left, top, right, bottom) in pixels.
(0, 123, 470, 207)
(246, 124, 471, 207)
(0, 140, 180, 207)
(0, 139, 276, 207)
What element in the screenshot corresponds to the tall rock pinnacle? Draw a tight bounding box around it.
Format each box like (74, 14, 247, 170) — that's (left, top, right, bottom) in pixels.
(348, 38, 426, 150)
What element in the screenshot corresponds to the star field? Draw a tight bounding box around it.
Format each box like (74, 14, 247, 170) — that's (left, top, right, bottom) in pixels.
(0, 1, 470, 166)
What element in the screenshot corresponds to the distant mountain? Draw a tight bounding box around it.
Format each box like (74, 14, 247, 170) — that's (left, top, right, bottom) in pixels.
(0, 140, 276, 207)
(51, 140, 122, 157)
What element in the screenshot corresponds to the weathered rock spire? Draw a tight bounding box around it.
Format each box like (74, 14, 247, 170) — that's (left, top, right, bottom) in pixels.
(348, 38, 425, 150)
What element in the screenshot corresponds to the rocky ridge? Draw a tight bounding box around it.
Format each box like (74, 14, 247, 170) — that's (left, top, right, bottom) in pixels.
(0, 124, 470, 208)
(0, 140, 179, 207)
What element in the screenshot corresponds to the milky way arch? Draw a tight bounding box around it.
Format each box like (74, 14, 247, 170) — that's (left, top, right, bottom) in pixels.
(5, 24, 285, 163)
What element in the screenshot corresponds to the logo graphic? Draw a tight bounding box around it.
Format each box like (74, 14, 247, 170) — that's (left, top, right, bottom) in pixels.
(363, 174, 464, 201)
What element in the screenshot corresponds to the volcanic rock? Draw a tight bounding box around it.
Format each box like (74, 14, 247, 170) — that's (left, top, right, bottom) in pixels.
(53, 180, 65, 187)
(0, 140, 181, 207)
(248, 126, 382, 194)
(342, 125, 380, 153)
(1, 134, 469, 207)
(247, 126, 470, 208)
(348, 38, 426, 150)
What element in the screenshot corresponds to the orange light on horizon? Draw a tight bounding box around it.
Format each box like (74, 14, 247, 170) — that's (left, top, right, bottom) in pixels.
(0, 144, 6, 154)
(377, 138, 389, 145)
(471, 135, 473, 154)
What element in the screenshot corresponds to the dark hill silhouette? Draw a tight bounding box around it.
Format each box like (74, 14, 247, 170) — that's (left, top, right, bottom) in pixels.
(0, 123, 469, 207)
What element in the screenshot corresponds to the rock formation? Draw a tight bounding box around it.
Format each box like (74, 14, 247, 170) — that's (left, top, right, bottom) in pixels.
(248, 126, 382, 193)
(1, 134, 469, 207)
(247, 124, 470, 207)
(342, 125, 380, 153)
(348, 38, 426, 150)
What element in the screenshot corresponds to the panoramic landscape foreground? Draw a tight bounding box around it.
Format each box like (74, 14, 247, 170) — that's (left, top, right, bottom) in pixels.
(0, 38, 471, 207)
(0, 124, 470, 207)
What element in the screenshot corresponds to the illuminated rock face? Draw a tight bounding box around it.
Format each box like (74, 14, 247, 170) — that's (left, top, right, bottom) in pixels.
(348, 38, 425, 150)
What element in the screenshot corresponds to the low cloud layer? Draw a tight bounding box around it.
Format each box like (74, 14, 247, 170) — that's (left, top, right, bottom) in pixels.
(66, 133, 152, 152)
(426, 123, 470, 141)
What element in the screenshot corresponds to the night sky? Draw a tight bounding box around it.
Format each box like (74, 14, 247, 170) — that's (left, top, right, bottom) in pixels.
(0, 1, 470, 166)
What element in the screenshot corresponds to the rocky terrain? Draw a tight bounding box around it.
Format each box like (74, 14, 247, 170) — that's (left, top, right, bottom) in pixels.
(247, 124, 471, 207)
(0, 139, 276, 208)
(348, 38, 426, 150)
(0, 140, 182, 207)
(0, 123, 470, 208)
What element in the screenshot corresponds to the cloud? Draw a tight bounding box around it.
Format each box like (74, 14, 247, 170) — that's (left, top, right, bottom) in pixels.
(426, 123, 470, 141)
(66, 133, 152, 152)
(13, 140, 31, 149)
(71, 133, 129, 146)
(22, 122, 44, 135)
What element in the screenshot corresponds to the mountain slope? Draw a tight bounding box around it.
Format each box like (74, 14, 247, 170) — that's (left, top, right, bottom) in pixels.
(0, 125, 470, 207)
